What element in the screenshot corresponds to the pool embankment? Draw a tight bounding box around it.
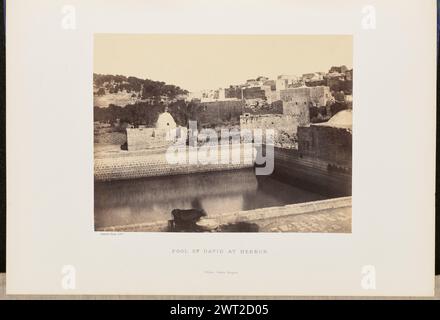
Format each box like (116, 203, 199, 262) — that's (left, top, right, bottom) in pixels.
(95, 196, 352, 233)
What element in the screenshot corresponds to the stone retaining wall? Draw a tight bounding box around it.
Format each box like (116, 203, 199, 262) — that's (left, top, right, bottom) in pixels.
(95, 145, 352, 195)
(273, 147, 351, 196)
(94, 144, 255, 181)
(96, 196, 352, 232)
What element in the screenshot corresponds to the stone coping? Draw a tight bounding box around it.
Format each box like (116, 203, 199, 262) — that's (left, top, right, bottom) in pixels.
(96, 196, 352, 232)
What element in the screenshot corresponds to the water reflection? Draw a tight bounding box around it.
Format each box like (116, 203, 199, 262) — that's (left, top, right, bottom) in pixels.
(94, 168, 327, 228)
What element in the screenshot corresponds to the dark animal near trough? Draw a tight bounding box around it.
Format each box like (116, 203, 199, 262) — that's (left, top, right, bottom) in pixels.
(169, 208, 207, 232)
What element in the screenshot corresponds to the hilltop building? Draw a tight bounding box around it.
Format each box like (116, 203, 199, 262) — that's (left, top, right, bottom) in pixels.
(280, 86, 333, 108)
(240, 103, 309, 148)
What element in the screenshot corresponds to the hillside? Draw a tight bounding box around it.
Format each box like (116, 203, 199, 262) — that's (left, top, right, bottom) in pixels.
(93, 74, 189, 108)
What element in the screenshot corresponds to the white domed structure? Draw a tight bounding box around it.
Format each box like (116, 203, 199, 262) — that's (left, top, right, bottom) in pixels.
(327, 110, 352, 127)
(156, 112, 176, 130)
(314, 109, 352, 130)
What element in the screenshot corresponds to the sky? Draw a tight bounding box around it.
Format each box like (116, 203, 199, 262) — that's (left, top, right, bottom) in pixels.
(94, 34, 352, 92)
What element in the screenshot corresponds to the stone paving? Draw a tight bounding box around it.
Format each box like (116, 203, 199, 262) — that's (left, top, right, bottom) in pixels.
(97, 198, 352, 233)
(256, 206, 351, 233)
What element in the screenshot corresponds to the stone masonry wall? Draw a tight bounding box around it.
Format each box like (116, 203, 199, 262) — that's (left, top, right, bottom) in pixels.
(272, 147, 351, 196)
(240, 112, 308, 148)
(95, 143, 351, 196)
(197, 100, 245, 127)
(282, 102, 310, 122)
(297, 125, 352, 168)
(94, 144, 255, 181)
(126, 127, 172, 151)
(96, 196, 352, 232)
(280, 86, 331, 107)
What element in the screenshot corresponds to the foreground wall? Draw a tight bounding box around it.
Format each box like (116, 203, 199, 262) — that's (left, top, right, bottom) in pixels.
(96, 196, 352, 232)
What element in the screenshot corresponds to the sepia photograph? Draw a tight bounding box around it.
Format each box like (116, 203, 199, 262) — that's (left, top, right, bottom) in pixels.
(6, 0, 436, 298)
(93, 34, 353, 233)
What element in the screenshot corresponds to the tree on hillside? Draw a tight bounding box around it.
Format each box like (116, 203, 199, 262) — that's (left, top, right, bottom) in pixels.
(93, 73, 188, 100)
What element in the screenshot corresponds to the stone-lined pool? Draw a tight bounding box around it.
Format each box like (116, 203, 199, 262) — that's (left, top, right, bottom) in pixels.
(94, 168, 328, 229)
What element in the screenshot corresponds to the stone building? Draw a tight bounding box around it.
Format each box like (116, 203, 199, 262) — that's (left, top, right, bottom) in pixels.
(197, 100, 245, 127)
(263, 80, 276, 90)
(225, 85, 243, 99)
(276, 74, 303, 91)
(242, 87, 266, 100)
(276, 79, 288, 91)
(282, 102, 310, 121)
(240, 108, 310, 148)
(277, 74, 301, 82)
(297, 110, 352, 169)
(218, 88, 226, 100)
(280, 86, 332, 108)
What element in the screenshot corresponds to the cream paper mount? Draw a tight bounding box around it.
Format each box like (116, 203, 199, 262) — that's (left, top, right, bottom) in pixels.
(6, 0, 436, 296)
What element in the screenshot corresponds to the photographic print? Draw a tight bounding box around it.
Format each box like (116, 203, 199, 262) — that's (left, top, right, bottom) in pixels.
(93, 34, 353, 233)
(7, 0, 436, 297)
